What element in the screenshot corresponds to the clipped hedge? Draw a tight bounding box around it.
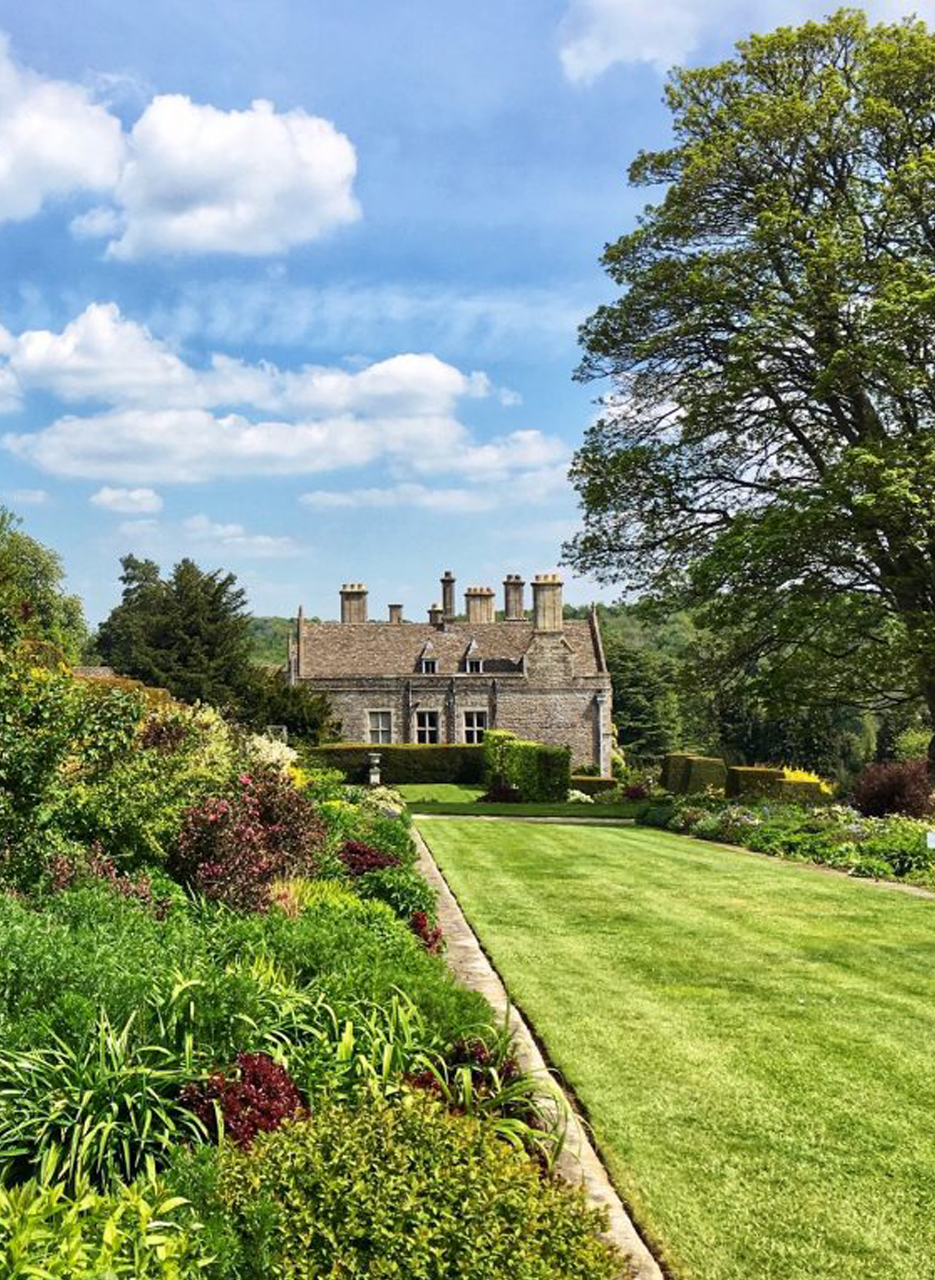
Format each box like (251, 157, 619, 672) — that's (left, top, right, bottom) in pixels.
(569, 775, 617, 796)
(662, 753, 727, 795)
(483, 730, 571, 803)
(726, 765, 785, 798)
(303, 743, 484, 784)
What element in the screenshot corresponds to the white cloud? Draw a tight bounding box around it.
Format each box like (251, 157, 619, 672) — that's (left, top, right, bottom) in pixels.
(5, 487, 47, 505)
(90, 485, 163, 513)
(103, 95, 359, 259)
(558, 0, 935, 82)
(2, 302, 565, 487)
(183, 513, 300, 557)
(0, 33, 124, 222)
(0, 36, 359, 258)
(301, 483, 496, 514)
(119, 518, 159, 537)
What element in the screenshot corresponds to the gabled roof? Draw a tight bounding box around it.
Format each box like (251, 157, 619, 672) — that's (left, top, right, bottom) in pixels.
(297, 619, 603, 678)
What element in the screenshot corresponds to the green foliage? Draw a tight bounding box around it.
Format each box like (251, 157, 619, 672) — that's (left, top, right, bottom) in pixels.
(650, 795, 933, 884)
(304, 742, 484, 784)
(604, 631, 681, 761)
(0, 1164, 212, 1279)
(894, 726, 931, 762)
(663, 753, 727, 795)
(0, 506, 87, 661)
(205, 1094, 621, 1280)
(569, 774, 616, 795)
(235, 666, 331, 743)
(245, 615, 295, 667)
(725, 766, 786, 799)
(355, 865, 437, 923)
(566, 10, 935, 741)
(96, 555, 253, 709)
(482, 730, 571, 802)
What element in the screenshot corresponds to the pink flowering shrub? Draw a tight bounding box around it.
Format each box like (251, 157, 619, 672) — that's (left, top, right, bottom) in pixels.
(181, 1052, 303, 1148)
(171, 769, 327, 911)
(49, 843, 169, 916)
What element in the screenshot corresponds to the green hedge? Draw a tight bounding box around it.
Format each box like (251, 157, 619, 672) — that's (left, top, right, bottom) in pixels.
(303, 743, 484, 784)
(725, 765, 785, 798)
(483, 730, 571, 803)
(662, 753, 727, 795)
(570, 775, 617, 796)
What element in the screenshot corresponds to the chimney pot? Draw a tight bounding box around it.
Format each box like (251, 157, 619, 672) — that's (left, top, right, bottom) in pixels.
(503, 573, 525, 621)
(532, 573, 563, 632)
(465, 585, 496, 625)
(340, 581, 368, 624)
(389, 604, 403, 624)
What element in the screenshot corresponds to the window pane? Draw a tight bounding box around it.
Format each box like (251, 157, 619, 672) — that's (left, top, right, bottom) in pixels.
(416, 711, 439, 744)
(369, 711, 391, 744)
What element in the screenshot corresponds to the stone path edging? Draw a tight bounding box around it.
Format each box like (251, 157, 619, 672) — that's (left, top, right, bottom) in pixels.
(414, 823, 664, 1280)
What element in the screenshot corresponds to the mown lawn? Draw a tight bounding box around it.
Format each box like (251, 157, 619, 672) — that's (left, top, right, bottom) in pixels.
(397, 784, 642, 820)
(421, 819, 935, 1280)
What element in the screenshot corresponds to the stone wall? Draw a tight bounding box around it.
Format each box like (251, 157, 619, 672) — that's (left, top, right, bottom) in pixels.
(312, 672, 612, 770)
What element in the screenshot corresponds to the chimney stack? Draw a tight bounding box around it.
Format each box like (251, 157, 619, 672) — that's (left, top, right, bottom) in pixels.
(388, 604, 403, 624)
(428, 603, 444, 627)
(532, 574, 563, 632)
(441, 571, 456, 622)
(340, 582, 368, 624)
(465, 586, 496, 625)
(503, 574, 525, 621)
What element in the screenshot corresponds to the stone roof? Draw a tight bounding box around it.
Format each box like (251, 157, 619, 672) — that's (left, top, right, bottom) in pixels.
(297, 619, 603, 678)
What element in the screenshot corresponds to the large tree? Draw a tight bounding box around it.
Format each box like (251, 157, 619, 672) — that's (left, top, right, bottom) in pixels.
(565, 11, 935, 763)
(95, 555, 330, 740)
(0, 506, 86, 660)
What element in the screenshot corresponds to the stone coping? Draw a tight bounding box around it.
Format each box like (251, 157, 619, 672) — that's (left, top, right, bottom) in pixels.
(414, 823, 664, 1280)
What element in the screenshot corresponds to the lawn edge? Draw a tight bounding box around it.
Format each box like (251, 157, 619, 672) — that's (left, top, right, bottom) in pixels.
(414, 821, 667, 1280)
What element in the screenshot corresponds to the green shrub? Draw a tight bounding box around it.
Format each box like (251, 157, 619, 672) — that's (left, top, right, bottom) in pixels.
(356, 865, 437, 923)
(0, 1167, 212, 1279)
(209, 1094, 622, 1280)
(302, 743, 484, 784)
(660, 752, 694, 792)
(569, 774, 616, 795)
(725, 765, 785, 798)
(483, 730, 571, 802)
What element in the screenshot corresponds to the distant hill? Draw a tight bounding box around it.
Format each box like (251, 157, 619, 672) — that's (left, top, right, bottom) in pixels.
(247, 616, 293, 667)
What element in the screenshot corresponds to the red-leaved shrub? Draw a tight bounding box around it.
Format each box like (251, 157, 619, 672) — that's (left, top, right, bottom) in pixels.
(49, 844, 169, 916)
(851, 758, 934, 818)
(181, 1052, 302, 1148)
(338, 840, 400, 877)
(171, 769, 327, 911)
(410, 909, 443, 953)
(624, 783, 649, 800)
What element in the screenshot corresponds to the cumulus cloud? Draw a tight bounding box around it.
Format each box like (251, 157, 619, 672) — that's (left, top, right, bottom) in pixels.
(0, 33, 124, 222)
(90, 485, 163, 513)
(0, 35, 359, 257)
(103, 95, 359, 259)
(1, 302, 564, 490)
(558, 0, 935, 82)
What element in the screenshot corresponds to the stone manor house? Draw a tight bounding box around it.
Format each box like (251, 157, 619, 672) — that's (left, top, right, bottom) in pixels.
(287, 571, 613, 773)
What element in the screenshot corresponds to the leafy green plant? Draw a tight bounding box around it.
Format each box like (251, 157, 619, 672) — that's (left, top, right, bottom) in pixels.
(212, 1094, 622, 1280)
(0, 1010, 208, 1187)
(0, 1158, 212, 1279)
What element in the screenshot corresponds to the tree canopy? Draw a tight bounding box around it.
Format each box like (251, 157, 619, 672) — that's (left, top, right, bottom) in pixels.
(0, 506, 86, 660)
(95, 555, 330, 741)
(564, 10, 935, 751)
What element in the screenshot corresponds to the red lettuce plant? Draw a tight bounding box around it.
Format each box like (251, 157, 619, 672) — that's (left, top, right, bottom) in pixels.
(338, 840, 400, 877)
(410, 909, 443, 954)
(181, 1052, 303, 1148)
(171, 769, 327, 911)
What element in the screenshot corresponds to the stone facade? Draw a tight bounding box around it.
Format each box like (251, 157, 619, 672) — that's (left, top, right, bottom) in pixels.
(288, 572, 613, 772)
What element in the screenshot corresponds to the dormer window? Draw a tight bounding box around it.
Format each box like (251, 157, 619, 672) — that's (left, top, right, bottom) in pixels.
(420, 658, 438, 674)
(467, 658, 483, 674)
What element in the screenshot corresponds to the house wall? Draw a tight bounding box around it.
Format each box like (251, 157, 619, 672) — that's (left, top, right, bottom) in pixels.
(311, 672, 612, 770)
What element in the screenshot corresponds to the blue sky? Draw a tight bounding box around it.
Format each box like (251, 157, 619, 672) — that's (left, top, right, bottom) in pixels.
(0, 0, 928, 623)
